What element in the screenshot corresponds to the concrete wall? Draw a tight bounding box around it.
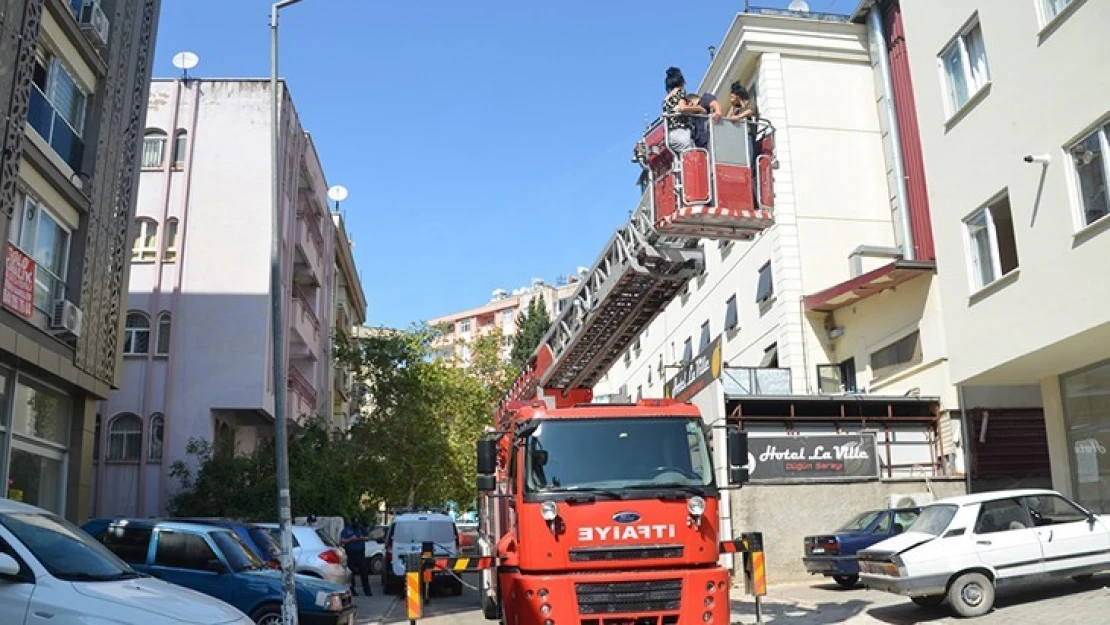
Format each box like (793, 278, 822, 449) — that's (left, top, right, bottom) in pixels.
(730, 478, 966, 583)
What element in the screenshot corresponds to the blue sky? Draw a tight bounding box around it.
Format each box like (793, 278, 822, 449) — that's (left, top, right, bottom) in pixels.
(153, 0, 850, 328)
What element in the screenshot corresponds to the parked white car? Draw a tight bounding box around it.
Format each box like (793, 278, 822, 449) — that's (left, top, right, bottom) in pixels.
(859, 489, 1110, 617)
(0, 499, 252, 625)
(381, 512, 462, 596)
(364, 525, 386, 575)
(259, 523, 350, 587)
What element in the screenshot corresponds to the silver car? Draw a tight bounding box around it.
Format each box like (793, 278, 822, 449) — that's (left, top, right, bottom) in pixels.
(259, 524, 350, 586)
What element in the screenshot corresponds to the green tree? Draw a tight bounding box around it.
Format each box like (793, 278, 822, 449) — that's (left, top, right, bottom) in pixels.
(510, 295, 552, 369)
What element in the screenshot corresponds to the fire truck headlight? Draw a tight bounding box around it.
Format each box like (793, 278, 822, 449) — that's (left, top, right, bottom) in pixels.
(541, 501, 559, 522)
(688, 496, 706, 517)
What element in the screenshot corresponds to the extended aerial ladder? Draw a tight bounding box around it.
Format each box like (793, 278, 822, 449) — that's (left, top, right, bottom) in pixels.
(497, 115, 776, 424)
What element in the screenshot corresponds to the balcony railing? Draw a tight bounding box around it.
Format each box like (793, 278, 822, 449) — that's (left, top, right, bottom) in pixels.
(722, 366, 792, 396)
(28, 85, 83, 172)
(287, 366, 317, 411)
(298, 207, 325, 254)
(292, 285, 319, 331)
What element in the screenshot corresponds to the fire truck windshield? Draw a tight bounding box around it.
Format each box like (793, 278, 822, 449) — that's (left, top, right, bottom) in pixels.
(524, 417, 714, 494)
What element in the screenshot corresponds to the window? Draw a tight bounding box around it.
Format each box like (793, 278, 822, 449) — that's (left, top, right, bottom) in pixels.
(623, 350, 631, 367)
(172, 130, 187, 168)
(132, 219, 158, 262)
(756, 262, 774, 304)
(459, 319, 471, 333)
(939, 18, 990, 116)
(93, 414, 101, 460)
(154, 531, 218, 571)
(1024, 494, 1088, 526)
(141, 130, 166, 168)
(13, 195, 71, 314)
(724, 295, 738, 331)
(974, 498, 1031, 534)
(123, 313, 150, 355)
(163, 218, 179, 262)
(893, 510, 920, 534)
(1069, 122, 1110, 228)
(11, 375, 72, 446)
(870, 331, 922, 378)
(102, 525, 152, 564)
(1062, 360, 1110, 513)
(699, 321, 711, 351)
(27, 53, 88, 169)
(818, 359, 858, 394)
(682, 338, 693, 364)
(107, 414, 142, 462)
(501, 309, 513, 324)
(155, 312, 172, 356)
(148, 413, 164, 462)
(872, 512, 893, 534)
(1039, 0, 1074, 24)
(760, 343, 779, 368)
(965, 194, 1019, 290)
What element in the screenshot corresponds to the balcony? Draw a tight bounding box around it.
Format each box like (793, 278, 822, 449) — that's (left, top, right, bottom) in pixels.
(289, 286, 320, 358)
(287, 366, 317, 413)
(722, 366, 792, 396)
(28, 85, 83, 172)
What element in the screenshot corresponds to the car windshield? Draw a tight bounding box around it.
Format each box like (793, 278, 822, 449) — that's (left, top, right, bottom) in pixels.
(837, 511, 881, 532)
(211, 530, 266, 571)
(0, 512, 139, 581)
(249, 527, 280, 559)
(525, 417, 714, 492)
(392, 521, 457, 549)
(908, 504, 958, 536)
(315, 529, 339, 548)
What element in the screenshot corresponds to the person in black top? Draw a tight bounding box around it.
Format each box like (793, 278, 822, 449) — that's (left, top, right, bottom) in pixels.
(689, 93, 723, 149)
(662, 67, 704, 154)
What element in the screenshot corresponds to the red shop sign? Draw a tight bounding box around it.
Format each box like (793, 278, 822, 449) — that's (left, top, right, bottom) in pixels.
(3, 244, 36, 319)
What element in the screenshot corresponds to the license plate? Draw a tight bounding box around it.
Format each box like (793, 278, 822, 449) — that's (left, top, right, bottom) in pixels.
(812, 548, 825, 555)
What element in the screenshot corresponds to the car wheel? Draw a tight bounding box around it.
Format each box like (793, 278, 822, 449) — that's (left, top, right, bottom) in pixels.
(832, 574, 859, 588)
(947, 572, 994, 618)
(369, 554, 384, 576)
(911, 595, 945, 608)
(250, 603, 283, 625)
(482, 592, 501, 620)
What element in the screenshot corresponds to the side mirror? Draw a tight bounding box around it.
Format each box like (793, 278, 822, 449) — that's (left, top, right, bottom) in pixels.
(0, 553, 20, 577)
(477, 438, 497, 475)
(206, 559, 227, 574)
(727, 426, 750, 486)
(477, 474, 496, 493)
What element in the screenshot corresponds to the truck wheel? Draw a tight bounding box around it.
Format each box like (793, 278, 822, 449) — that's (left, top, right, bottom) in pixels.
(911, 595, 945, 608)
(832, 574, 859, 588)
(369, 554, 384, 576)
(947, 572, 994, 618)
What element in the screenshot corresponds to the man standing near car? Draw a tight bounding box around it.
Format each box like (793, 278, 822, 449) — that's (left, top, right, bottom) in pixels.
(340, 517, 372, 596)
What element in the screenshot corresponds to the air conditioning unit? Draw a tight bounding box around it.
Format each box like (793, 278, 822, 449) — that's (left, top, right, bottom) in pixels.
(51, 299, 84, 338)
(889, 493, 934, 509)
(79, 1, 111, 47)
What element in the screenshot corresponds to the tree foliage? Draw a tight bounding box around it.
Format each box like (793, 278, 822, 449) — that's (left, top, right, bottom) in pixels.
(510, 295, 552, 369)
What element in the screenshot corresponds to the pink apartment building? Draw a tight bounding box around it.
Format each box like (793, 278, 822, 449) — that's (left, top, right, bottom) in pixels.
(91, 79, 342, 517)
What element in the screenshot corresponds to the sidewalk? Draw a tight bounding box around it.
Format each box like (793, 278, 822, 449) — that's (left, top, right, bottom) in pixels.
(729, 577, 1110, 625)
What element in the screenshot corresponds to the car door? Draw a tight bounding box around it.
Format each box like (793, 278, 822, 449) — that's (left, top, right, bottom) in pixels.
(148, 529, 233, 606)
(972, 498, 1044, 583)
(0, 536, 31, 624)
(1024, 494, 1110, 576)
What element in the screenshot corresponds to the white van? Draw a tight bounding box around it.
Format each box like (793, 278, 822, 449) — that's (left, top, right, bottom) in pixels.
(0, 499, 252, 625)
(381, 512, 462, 596)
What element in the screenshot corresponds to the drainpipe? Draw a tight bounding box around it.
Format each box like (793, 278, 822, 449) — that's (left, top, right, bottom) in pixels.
(867, 5, 915, 261)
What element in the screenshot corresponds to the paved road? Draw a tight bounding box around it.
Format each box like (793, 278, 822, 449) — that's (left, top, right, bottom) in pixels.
(350, 573, 1110, 624)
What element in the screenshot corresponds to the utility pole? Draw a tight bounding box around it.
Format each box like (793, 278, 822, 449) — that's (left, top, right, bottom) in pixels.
(271, 1, 305, 623)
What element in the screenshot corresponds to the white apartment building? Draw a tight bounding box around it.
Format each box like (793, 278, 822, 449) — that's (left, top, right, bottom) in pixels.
(330, 213, 367, 430)
(896, 0, 1110, 512)
(429, 275, 583, 364)
(593, 6, 975, 581)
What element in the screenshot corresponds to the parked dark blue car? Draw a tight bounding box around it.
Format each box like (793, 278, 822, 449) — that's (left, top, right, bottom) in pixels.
(84, 517, 282, 569)
(83, 519, 356, 625)
(802, 507, 921, 587)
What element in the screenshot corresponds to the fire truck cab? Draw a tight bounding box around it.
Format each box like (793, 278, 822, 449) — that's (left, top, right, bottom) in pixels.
(639, 115, 776, 240)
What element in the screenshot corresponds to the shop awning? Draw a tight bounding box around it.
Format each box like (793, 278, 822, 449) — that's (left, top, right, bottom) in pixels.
(803, 260, 936, 313)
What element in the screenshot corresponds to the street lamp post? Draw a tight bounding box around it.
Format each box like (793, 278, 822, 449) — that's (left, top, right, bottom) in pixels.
(271, 1, 304, 623)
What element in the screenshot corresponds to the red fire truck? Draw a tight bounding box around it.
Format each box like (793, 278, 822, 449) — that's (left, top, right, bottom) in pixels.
(474, 114, 775, 624)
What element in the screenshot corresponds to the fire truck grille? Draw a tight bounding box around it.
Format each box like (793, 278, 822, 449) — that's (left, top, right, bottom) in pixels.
(574, 579, 682, 615)
(569, 545, 684, 562)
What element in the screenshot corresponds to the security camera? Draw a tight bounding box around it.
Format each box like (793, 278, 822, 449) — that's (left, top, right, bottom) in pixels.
(1023, 154, 1051, 164)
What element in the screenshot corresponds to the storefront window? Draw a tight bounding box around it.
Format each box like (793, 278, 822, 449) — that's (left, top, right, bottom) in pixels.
(11, 376, 71, 447)
(7, 445, 64, 513)
(1063, 360, 1110, 514)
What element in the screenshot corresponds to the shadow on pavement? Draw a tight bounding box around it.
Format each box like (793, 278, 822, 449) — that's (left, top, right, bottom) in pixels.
(731, 597, 874, 624)
(864, 575, 1110, 624)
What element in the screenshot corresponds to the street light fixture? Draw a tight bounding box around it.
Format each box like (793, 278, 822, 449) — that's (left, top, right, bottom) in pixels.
(270, 1, 305, 624)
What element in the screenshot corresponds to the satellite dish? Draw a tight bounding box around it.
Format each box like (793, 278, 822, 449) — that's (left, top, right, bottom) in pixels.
(172, 51, 199, 71)
(788, 0, 810, 11)
(327, 185, 349, 203)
